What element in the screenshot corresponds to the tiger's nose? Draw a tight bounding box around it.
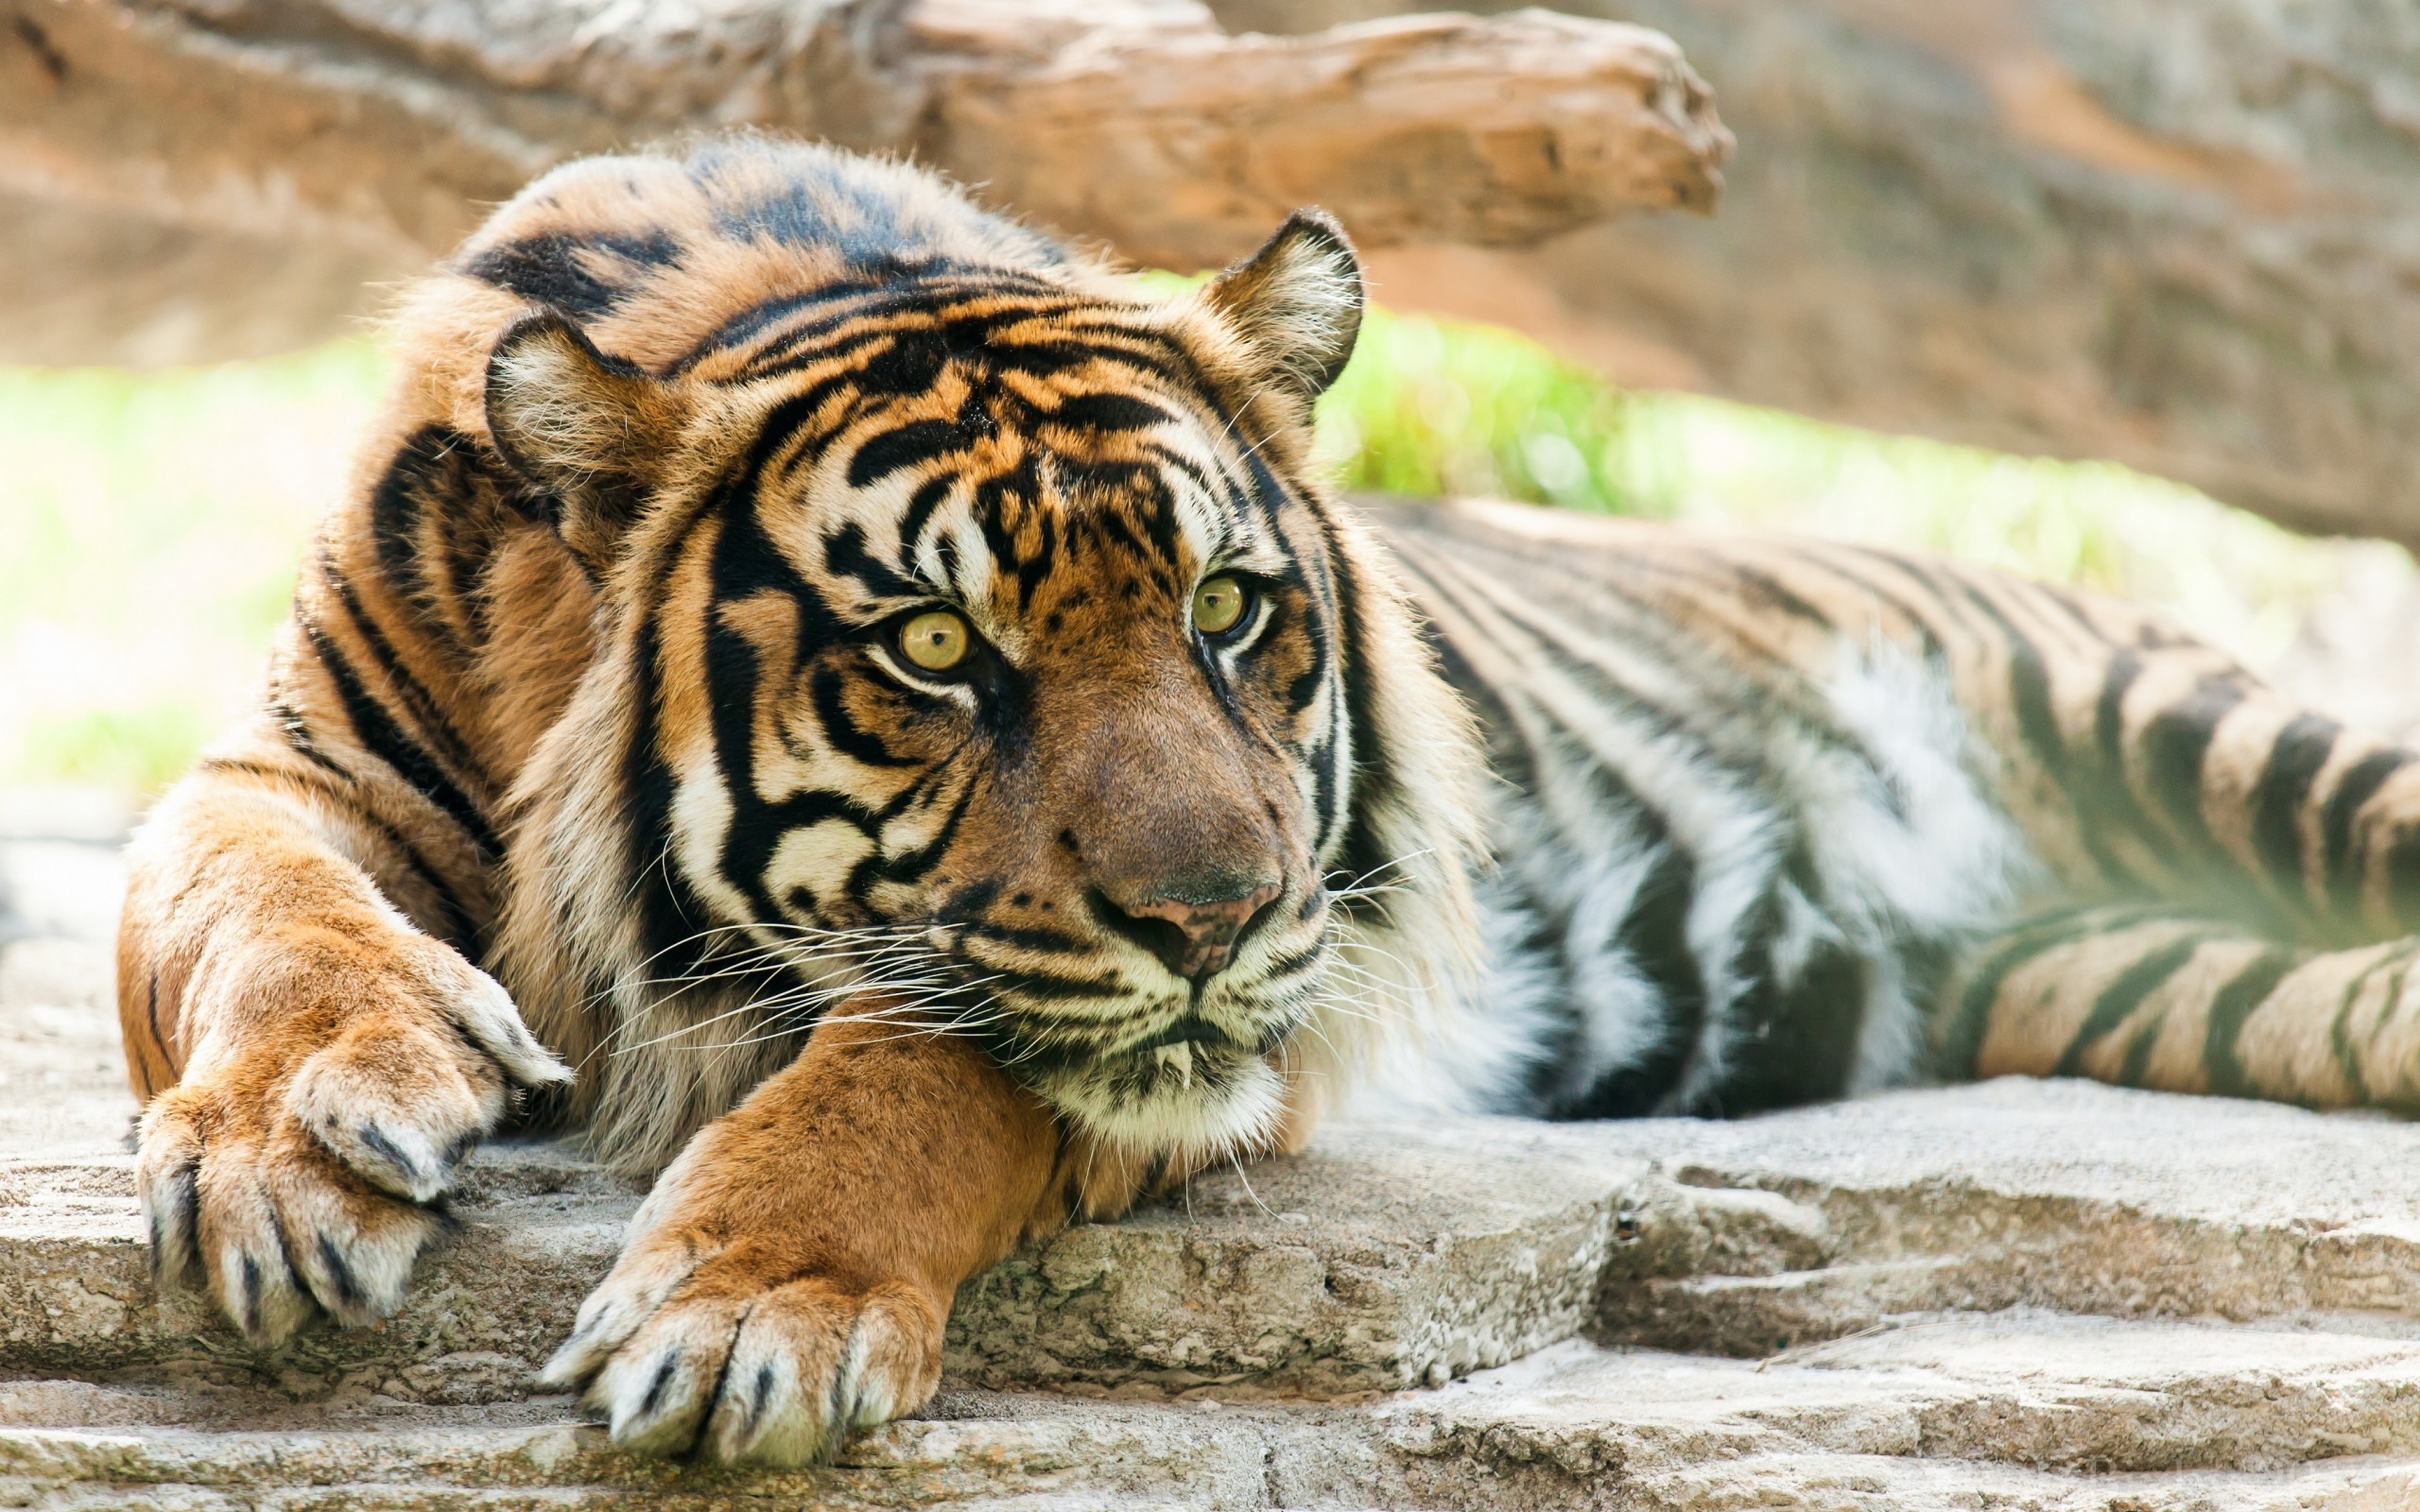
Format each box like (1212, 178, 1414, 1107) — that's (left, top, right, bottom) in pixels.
(1100, 880, 1283, 980)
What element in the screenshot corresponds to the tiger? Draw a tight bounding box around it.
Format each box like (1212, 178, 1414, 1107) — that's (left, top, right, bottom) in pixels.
(114, 136, 2420, 1469)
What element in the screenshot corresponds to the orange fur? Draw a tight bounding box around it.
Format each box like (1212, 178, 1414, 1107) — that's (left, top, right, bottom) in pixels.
(541, 1003, 1060, 1461)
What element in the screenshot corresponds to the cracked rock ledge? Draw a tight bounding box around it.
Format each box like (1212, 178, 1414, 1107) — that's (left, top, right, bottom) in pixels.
(7, 934, 2420, 1510)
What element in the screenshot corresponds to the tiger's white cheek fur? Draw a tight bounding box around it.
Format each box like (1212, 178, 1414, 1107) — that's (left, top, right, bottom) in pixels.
(670, 752, 752, 923)
(764, 819, 875, 919)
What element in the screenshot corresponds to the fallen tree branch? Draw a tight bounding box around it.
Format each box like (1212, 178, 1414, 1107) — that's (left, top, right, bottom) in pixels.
(887, 4, 1728, 267)
(0, 0, 1729, 363)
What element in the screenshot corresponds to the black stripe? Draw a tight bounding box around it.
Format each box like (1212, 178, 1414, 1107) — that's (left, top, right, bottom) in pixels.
(1566, 837, 1704, 1118)
(1048, 391, 1173, 433)
(2202, 947, 2303, 1100)
(700, 286, 888, 373)
(318, 1232, 366, 1310)
(896, 474, 956, 561)
(1260, 941, 1324, 978)
(847, 418, 972, 489)
(457, 230, 676, 319)
(808, 665, 916, 769)
(2250, 713, 2340, 903)
(2092, 652, 2142, 768)
(622, 611, 721, 987)
(2071, 651, 2152, 889)
(2325, 948, 2398, 1104)
(1791, 546, 1953, 662)
(1435, 555, 1771, 797)
(239, 1253, 261, 1337)
(2323, 748, 2409, 901)
(194, 755, 475, 948)
(319, 567, 494, 812)
(2117, 1009, 2168, 1087)
(267, 696, 350, 779)
(1954, 579, 2067, 784)
(863, 771, 980, 890)
(1707, 867, 1869, 1113)
(1726, 564, 1838, 629)
(2139, 674, 2248, 853)
(639, 1349, 681, 1419)
(368, 427, 441, 608)
(194, 756, 297, 784)
(301, 616, 501, 862)
(819, 520, 922, 603)
(1942, 911, 2103, 1076)
(742, 289, 1088, 382)
(144, 973, 164, 1074)
(2051, 932, 2206, 1077)
(1319, 507, 1391, 910)
(1401, 524, 1786, 723)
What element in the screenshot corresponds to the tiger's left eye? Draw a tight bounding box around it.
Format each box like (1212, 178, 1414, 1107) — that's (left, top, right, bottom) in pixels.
(1192, 576, 1250, 637)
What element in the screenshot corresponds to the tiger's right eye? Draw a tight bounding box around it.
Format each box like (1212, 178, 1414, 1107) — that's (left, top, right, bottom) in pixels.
(1192, 575, 1249, 637)
(898, 610, 970, 672)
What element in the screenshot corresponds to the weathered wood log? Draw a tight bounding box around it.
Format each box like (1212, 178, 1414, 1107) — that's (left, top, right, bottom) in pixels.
(1217, 0, 2420, 547)
(0, 0, 1728, 365)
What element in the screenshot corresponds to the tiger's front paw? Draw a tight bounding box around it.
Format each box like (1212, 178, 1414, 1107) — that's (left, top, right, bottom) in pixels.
(542, 1219, 943, 1466)
(136, 931, 570, 1344)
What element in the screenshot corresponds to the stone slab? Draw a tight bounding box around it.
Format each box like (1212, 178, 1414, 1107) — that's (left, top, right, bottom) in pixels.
(1588, 1081, 2420, 1357)
(0, 939, 1667, 1400)
(9, 1332, 2420, 1511)
(11, 870, 2420, 1506)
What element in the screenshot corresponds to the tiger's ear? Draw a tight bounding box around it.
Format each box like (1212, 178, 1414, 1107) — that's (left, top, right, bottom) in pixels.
(1200, 209, 1364, 407)
(484, 310, 691, 568)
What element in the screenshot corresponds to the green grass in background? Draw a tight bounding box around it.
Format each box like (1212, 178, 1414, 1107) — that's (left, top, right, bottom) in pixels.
(0, 312, 2371, 799)
(0, 342, 387, 796)
(1314, 306, 1636, 513)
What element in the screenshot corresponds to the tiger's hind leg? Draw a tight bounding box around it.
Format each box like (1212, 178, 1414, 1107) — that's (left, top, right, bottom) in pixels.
(1938, 906, 2420, 1109)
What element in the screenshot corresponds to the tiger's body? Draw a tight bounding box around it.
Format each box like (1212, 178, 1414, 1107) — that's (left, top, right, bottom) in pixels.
(1392, 502, 2420, 1118)
(116, 139, 2420, 1467)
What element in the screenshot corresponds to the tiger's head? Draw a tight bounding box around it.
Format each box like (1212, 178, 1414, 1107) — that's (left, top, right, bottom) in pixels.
(473, 146, 1485, 1169)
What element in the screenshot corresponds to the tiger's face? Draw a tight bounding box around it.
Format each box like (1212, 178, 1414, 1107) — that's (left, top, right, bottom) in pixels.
(490, 214, 1417, 1152)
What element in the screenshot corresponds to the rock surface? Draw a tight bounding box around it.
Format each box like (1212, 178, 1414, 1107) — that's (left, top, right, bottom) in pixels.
(8, 848, 2420, 1508)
